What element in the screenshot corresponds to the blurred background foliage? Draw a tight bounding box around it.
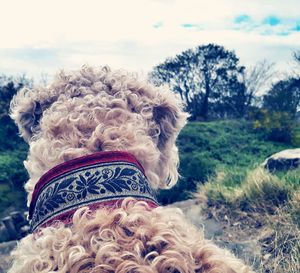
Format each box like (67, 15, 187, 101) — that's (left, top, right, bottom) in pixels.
(0, 76, 29, 217)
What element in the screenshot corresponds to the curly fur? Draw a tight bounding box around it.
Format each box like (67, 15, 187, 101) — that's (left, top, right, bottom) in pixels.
(9, 66, 254, 273)
(10, 199, 251, 273)
(10, 66, 187, 205)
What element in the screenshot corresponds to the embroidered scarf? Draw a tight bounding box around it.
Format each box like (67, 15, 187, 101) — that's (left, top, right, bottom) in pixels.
(29, 151, 158, 231)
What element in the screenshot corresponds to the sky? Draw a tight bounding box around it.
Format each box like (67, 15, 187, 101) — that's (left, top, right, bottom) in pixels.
(1, 0, 300, 81)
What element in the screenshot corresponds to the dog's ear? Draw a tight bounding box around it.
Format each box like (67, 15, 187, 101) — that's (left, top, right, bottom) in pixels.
(10, 87, 53, 143)
(153, 101, 184, 150)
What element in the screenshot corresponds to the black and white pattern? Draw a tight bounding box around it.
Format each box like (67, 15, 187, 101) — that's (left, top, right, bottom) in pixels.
(31, 162, 158, 231)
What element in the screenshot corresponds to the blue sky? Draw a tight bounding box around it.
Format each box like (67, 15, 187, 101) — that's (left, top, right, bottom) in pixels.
(1, 0, 300, 81)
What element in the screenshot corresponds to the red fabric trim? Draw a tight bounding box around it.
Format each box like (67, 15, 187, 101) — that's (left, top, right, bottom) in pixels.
(35, 199, 158, 231)
(29, 151, 145, 218)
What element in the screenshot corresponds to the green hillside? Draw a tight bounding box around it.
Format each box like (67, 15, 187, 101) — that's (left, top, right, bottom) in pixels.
(0, 119, 297, 214)
(158, 119, 296, 204)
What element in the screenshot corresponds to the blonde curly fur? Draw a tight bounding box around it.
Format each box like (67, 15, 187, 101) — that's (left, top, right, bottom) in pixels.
(10, 66, 187, 205)
(10, 199, 251, 273)
(9, 66, 254, 273)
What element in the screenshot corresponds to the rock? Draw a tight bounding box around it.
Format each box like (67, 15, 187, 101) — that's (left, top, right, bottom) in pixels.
(0, 240, 17, 255)
(0, 225, 10, 243)
(0, 211, 29, 243)
(1, 217, 19, 241)
(262, 148, 300, 172)
(0, 254, 12, 273)
(0, 241, 17, 273)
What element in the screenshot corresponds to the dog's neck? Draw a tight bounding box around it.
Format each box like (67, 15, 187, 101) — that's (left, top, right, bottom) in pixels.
(29, 151, 158, 231)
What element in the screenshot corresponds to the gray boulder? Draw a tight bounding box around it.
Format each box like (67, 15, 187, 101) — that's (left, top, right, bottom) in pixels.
(0, 240, 17, 273)
(263, 148, 300, 172)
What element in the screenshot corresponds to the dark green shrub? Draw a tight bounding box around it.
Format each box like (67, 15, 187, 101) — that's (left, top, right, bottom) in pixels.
(250, 108, 296, 143)
(0, 151, 28, 190)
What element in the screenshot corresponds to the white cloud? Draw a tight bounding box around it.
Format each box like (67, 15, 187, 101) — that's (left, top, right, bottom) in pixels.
(0, 0, 300, 79)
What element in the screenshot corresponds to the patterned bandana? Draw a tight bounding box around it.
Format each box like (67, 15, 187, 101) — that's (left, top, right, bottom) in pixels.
(29, 151, 159, 232)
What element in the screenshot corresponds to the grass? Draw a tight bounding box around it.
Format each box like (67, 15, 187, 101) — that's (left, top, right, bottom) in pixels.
(257, 207, 300, 273)
(194, 167, 300, 273)
(196, 167, 300, 214)
(158, 119, 295, 204)
(187, 122, 300, 273)
(177, 120, 293, 168)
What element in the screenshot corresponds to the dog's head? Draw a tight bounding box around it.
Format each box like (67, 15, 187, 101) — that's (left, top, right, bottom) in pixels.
(10, 66, 187, 203)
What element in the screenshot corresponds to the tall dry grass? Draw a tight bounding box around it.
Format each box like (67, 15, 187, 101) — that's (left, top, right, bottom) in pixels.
(194, 167, 300, 273)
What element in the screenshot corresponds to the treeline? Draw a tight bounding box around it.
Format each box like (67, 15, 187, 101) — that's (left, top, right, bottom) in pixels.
(150, 44, 300, 144)
(0, 76, 29, 195)
(0, 44, 299, 147)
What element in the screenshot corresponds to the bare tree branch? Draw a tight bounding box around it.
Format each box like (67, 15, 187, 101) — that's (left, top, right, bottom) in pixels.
(244, 60, 275, 106)
(293, 51, 300, 64)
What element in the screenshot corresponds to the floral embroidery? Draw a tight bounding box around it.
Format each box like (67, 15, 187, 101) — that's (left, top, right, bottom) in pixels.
(31, 163, 157, 231)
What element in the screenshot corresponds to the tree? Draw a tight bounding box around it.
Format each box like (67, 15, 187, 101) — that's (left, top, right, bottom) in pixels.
(286, 51, 300, 79)
(244, 60, 275, 108)
(0, 75, 30, 191)
(250, 77, 300, 143)
(0, 74, 32, 118)
(150, 44, 246, 120)
(294, 51, 300, 64)
(0, 75, 32, 151)
(263, 78, 300, 117)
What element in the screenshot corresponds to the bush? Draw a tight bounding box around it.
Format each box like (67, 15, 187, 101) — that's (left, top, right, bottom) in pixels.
(0, 151, 28, 190)
(0, 184, 26, 218)
(250, 108, 297, 143)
